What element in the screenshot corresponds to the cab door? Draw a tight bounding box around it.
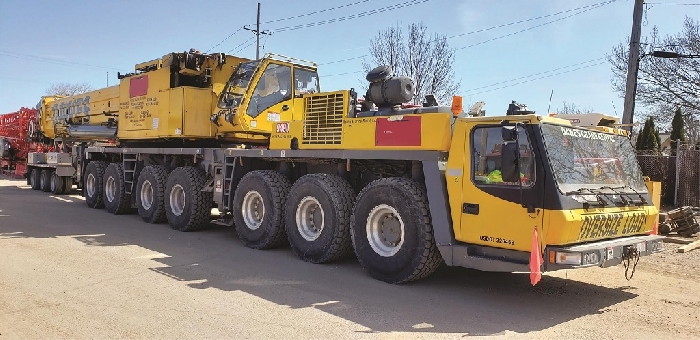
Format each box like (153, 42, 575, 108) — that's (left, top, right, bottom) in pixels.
(457, 123, 544, 252)
(238, 62, 295, 134)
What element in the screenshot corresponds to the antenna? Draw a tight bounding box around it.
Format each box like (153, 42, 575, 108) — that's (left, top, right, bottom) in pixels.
(546, 89, 554, 113)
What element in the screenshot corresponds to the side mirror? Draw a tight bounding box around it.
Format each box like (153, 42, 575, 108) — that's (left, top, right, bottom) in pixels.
(500, 141, 520, 182)
(224, 93, 235, 104)
(501, 126, 517, 141)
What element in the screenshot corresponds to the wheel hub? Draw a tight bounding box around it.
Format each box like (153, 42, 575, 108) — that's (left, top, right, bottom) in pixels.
(140, 180, 154, 210)
(105, 176, 116, 202)
(242, 190, 264, 230)
(86, 174, 96, 197)
(366, 204, 405, 257)
(296, 196, 325, 241)
(169, 184, 186, 216)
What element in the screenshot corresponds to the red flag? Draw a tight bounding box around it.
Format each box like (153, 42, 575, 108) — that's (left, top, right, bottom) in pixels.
(530, 226, 543, 286)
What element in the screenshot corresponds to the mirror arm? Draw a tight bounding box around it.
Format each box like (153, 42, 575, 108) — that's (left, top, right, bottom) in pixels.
(515, 123, 524, 209)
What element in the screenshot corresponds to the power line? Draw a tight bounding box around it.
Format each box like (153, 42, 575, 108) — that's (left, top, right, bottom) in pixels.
(273, 0, 433, 33)
(456, 0, 617, 51)
(318, 55, 368, 65)
(235, 38, 259, 55)
(323, 70, 364, 77)
(206, 27, 244, 53)
(258, 0, 374, 25)
(448, 0, 620, 39)
(463, 61, 607, 96)
(463, 58, 605, 93)
(226, 36, 256, 54)
(0, 50, 126, 72)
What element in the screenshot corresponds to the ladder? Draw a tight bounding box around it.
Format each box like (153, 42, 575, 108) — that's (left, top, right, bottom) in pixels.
(222, 156, 237, 210)
(123, 154, 139, 195)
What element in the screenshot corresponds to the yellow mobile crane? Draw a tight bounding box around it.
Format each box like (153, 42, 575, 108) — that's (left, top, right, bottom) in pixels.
(25, 50, 663, 284)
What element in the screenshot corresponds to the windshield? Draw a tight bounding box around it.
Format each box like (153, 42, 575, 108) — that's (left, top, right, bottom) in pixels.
(541, 123, 647, 194)
(217, 61, 260, 109)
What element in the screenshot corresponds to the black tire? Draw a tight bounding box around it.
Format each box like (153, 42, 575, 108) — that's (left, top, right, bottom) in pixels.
(63, 177, 73, 194)
(30, 168, 41, 190)
(103, 163, 131, 215)
(164, 166, 211, 231)
(40, 169, 52, 192)
(50, 171, 65, 195)
(136, 165, 170, 223)
(285, 174, 355, 263)
(350, 178, 443, 284)
(84, 161, 108, 209)
(233, 170, 291, 249)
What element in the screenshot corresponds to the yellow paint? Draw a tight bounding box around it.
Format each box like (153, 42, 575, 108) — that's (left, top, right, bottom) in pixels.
(37, 86, 119, 139)
(446, 118, 658, 252)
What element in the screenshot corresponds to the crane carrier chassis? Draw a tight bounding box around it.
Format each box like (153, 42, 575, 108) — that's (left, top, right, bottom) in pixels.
(21, 51, 663, 284)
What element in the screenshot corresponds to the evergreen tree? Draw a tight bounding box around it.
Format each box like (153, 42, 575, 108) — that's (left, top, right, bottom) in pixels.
(636, 117, 660, 153)
(635, 119, 649, 151)
(670, 107, 686, 153)
(645, 118, 660, 153)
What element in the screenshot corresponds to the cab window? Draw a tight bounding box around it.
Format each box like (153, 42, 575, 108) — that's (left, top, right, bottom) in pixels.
(246, 63, 292, 118)
(294, 68, 319, 97)
(472, 126, 535, 186)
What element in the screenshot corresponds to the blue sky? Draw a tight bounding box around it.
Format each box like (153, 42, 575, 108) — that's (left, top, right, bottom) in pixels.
(0, 0, 697, 117)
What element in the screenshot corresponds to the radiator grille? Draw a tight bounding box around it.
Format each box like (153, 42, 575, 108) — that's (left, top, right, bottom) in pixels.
(302, 93, 345, 145)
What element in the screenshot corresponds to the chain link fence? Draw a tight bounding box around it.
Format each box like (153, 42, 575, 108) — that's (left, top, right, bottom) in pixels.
(636, 153, 676, 206)
(636, 142, 700, 208)
(676, 142, 700, 207)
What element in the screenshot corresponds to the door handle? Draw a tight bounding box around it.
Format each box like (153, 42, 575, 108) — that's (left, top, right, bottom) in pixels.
(282, 105, 289, 111)
(463, 203, 479, 215)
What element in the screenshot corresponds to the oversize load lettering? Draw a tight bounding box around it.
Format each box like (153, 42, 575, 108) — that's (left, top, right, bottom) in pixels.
(561, 127, 615, 142)
(578, 212, 648, 240)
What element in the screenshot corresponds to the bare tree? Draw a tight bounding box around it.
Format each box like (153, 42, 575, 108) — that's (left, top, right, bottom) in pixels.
(607, 16, 699, 142)
(45, 82, 92, 96)
(363, 22, 461, 105)
(555, 101, 595, 114)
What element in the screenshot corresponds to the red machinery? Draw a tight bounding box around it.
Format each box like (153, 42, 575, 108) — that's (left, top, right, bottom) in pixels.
(0, 108, 53, 177)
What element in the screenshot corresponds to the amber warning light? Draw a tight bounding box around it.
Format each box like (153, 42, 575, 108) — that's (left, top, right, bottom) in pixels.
(451, 96, 463, 117)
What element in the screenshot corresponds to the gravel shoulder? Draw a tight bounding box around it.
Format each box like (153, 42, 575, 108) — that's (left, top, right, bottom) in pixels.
(1, 178, 699, 339)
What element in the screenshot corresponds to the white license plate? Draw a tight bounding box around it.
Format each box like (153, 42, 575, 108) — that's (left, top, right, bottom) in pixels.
(636, 242, 646, 252)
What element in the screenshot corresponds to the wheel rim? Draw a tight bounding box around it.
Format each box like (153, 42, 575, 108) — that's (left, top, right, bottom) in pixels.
(366, 204, 405, 257)
(140, 179, 154, 210)
(40, 173, 46, 188)
(242, 190, 264, 230)
(169, 184, 186, 216)
(105, 176, 116, 202)
(86, 174, 96, 197)
(50, 175, 56, 192)
(295, 196, 324, 241)
(30, 171, 36, 186)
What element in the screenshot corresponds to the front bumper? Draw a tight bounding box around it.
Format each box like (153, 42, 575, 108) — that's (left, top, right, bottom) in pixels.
(544, 235, 664, 271)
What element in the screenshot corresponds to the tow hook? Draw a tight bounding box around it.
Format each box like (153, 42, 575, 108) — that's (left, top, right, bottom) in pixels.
(622, 245, 640, 280)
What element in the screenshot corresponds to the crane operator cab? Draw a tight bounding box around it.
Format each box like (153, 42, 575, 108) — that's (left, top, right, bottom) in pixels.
(214, 54, 320, 142)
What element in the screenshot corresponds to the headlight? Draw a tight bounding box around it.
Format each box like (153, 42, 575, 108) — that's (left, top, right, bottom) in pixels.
(582, 252, 600, 265)
(555, 252, 582, 265)
(650, 240, 663, 252)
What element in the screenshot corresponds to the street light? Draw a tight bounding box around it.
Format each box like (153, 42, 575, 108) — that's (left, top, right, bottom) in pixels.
(650, 51, 700, 59)
(628, 50, 699, 132)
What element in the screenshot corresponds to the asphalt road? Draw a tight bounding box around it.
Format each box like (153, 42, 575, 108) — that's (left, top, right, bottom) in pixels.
(1, 178, 699, 339)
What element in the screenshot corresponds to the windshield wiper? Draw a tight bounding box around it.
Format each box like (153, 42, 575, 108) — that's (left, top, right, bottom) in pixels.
(598, 186, 630, 206)
(598, 185, 647, 205)
(565, 188, 608, 208)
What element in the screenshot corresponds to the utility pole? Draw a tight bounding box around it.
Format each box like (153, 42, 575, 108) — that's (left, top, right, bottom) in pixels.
(243, 3, 271, 59)
(621, 0, 644, 132)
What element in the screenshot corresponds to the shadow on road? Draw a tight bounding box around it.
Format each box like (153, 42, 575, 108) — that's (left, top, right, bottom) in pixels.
(0, 182, 638, 335)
